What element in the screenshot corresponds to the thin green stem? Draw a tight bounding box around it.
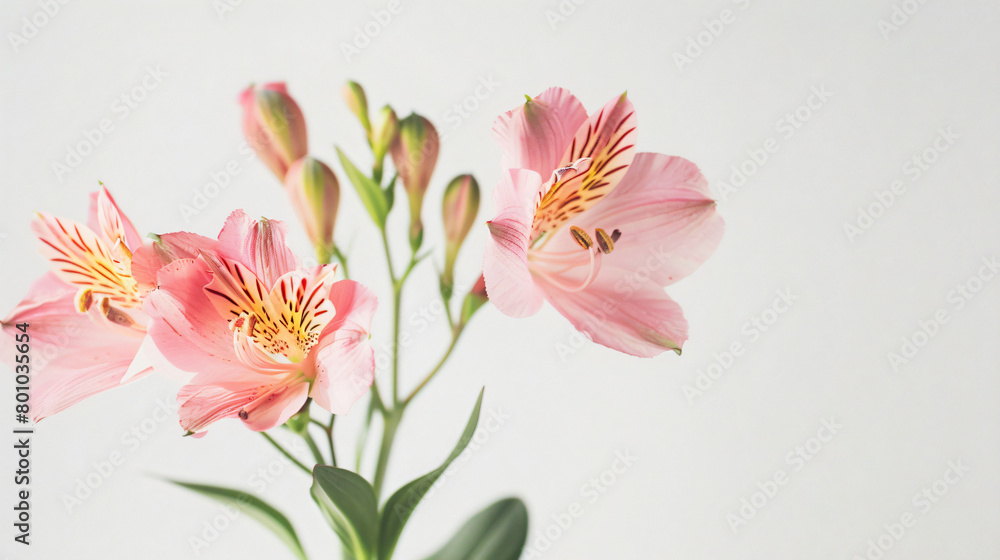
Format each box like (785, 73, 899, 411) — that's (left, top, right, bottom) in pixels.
(302, 429, 326, 466)
(311, 417, 337, 468)
(332, 245, 350, 279)
(371, 408, 401, 499)
(403, 325, 464, 406)
(261, 432, 311, 475)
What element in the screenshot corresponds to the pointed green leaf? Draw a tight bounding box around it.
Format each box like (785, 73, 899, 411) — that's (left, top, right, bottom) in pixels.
(378, 389, 484, 560)
(311, 466, 379, 558)
(423, 498, 528, 560)
(383, 173, 397, 214)
(337, 146, 388, 229)
(167, 480, 307, 560)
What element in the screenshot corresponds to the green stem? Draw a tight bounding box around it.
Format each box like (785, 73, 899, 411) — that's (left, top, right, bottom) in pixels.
(261, 432, 311, 475)
(303, 429, 326, 466)
(311, 417, 337, 468)
(403, 325, 463, 406)
(371, 408, 401, 499)
(332, 245, 350, 279)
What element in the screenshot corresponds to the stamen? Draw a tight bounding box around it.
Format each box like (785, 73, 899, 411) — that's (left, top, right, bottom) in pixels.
(238, 409, 249, 420)
(533, 247, 603, 293)
(595, 228, 615, 254)
(570, 226, 592, 249)
(76, 288, 94, 313)
(100, 298, 138, 328)
(611, 229, 621, 242)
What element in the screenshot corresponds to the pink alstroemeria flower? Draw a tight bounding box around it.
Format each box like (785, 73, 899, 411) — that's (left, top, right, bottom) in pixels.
(484, 88, 724, 357)
(1, 187, 154, 420)
(144, 211, 376, 434)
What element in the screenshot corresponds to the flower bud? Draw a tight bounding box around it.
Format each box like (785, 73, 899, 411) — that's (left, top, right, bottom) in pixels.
(390, 113, 439, 250)
(284, 157, 340, 260)
(441, 174, 480, 290)
(460, 274, 489, 326)
(370, 105, 398, 167)
(240, 83, 308, 181)
(342, 81, 371, 137)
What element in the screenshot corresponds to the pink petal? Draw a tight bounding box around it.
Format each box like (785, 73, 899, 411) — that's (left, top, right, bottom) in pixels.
(483, 169, 546, 317)
(143, 258, 246, 380)
(539, 272, 688, 358)
(309, 280, 377, 414)
(131, 231, 219, 288)
(32, 213, 142, 309)
(177, 379, 309, 433)
(532, 93, 638, 235)
(2, 274, 146, 420)
(492, 87, 588, 179)
(556, 153, 724, 287)
(87, 186, 144, 251)
(217, 210, 299, 287)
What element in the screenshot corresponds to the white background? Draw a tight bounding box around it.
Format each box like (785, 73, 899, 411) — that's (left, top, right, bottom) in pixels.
(1, 1, 999, 559)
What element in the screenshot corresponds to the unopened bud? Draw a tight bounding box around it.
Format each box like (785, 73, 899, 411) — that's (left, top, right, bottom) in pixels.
(342, 80, 371, 137)
(240, 82, 308, 181)
(284, 157, 340, 257)
(441, 174, 480, 290)
(390, 113, 439, 251)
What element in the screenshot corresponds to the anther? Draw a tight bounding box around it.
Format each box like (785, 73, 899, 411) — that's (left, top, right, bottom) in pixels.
(238, 409, 249, 420)
(76, 288, 94, 313)
(570, 226, 593, 249)
(595, 228, 615, 254)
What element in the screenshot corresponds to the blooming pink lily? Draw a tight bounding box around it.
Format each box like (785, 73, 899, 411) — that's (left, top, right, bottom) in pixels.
(144, 211, 376, 434)
(1, 187, 154, 420)
(484, 88, 724, 357)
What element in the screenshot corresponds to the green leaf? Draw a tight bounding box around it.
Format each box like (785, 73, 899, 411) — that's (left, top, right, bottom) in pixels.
(378, 389, 484, 560)
(337, 146, 389, 229)
(383, 173, 397, 214)
(423, 498, 529, 560)
(311, 466, 380, 559)
(167, 480, 307, 560)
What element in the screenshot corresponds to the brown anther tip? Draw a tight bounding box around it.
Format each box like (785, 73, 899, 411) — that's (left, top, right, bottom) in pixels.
(238, 410, 249, 420)
(569, 226, 593, 249)
(595, 228, 615, 254)
(76, 288, 94, 313)
(610, 229, 622, 242)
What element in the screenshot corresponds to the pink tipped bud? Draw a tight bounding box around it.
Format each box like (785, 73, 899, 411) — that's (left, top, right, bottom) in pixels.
(370, 105, 399, 165)
(342, 81, 371, 136)
(390, 113, 439, 249)
(240, 82, 308, 181)
(441, 174, 480, 287)
(460, 274, 489, 325)
(284, 156, 340, 256)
